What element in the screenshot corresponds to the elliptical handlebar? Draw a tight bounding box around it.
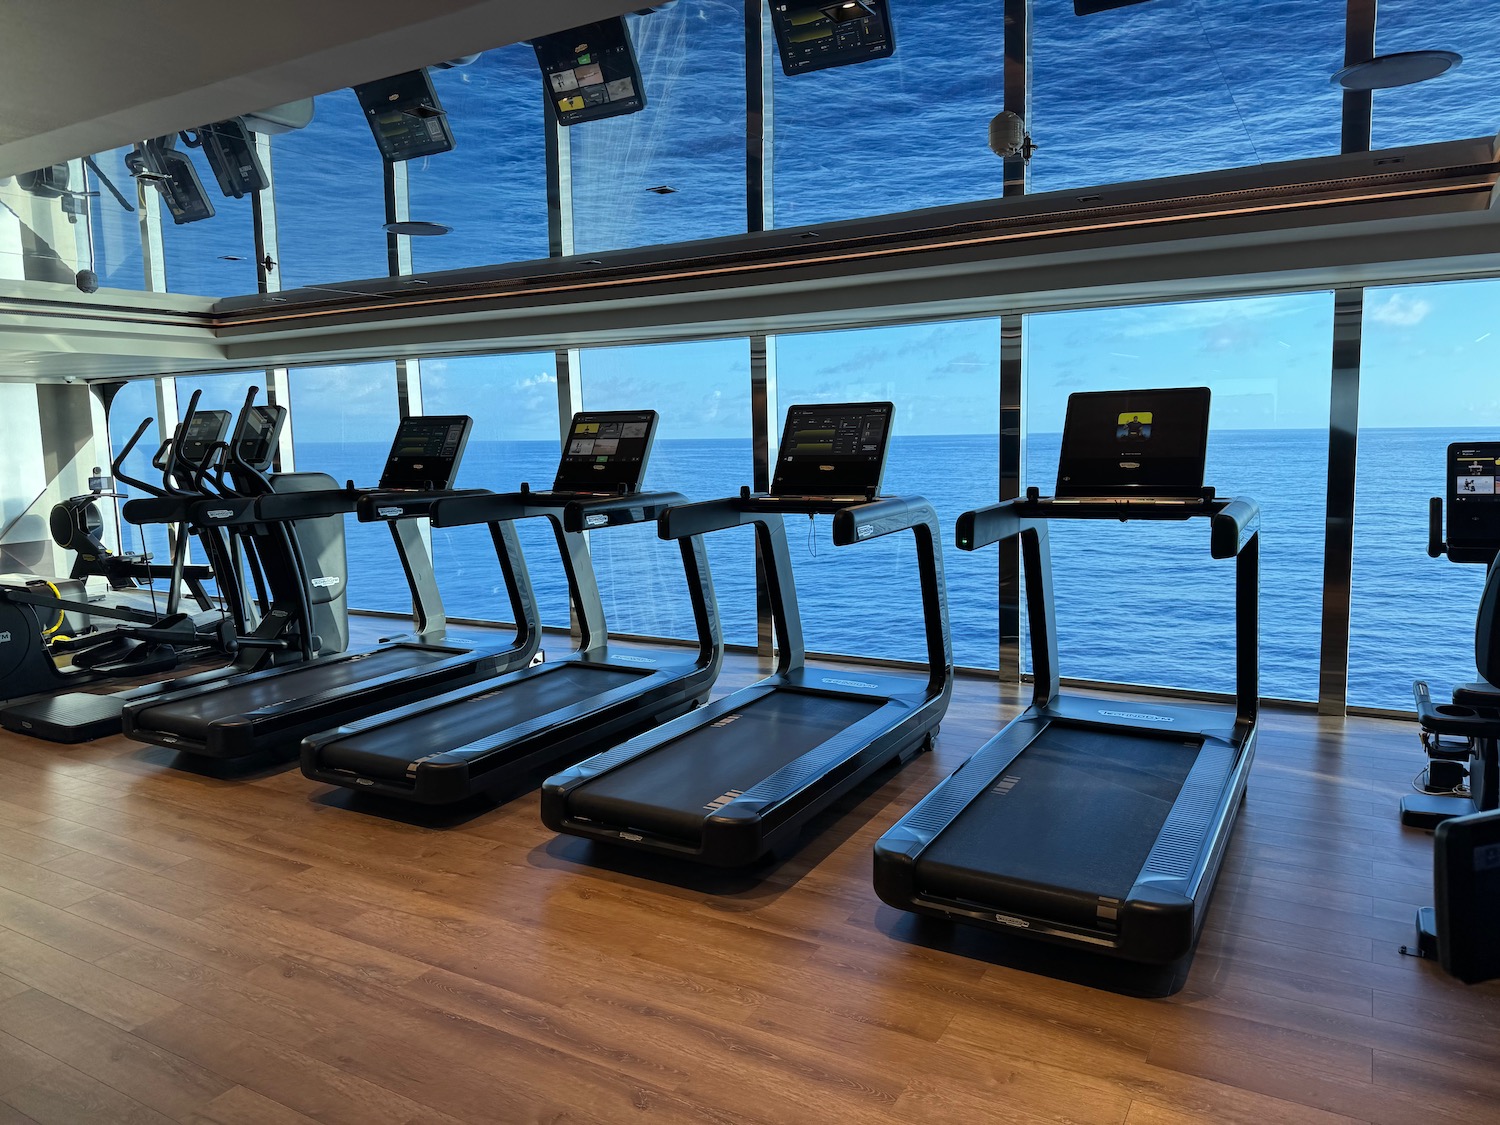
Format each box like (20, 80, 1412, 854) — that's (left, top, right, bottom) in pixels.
(111, 417, 167, 499)
(226, 386, 273, 496)
(163, 389, 205, 497)
(1429, 496, 1446, 559)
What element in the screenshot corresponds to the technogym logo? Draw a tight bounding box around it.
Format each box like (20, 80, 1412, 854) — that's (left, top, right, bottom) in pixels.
(0, 631, 10, 643)
(822, 677, 877, 689)
(1097, 709, 1175, 724)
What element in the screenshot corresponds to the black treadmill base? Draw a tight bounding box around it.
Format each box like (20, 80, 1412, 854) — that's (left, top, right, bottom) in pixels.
(0, 692, 127, 743)
(1401, 792, 1473, 830)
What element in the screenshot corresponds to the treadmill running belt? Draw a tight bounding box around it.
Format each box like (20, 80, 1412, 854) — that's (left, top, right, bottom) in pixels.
(318, 663, 645, 781)
(915, 727, 1200, 924)
(136, 647, 451, 736)
(567, 691, 882, 841)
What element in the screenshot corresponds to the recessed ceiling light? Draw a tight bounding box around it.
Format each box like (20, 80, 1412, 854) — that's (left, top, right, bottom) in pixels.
(1332, 50, 1461, 91)
(383, 220, 452, 236)
(217, 255, 246, 261)
(646, 185, 677, 195)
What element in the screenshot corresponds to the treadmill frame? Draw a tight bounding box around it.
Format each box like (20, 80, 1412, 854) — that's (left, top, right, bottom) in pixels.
(541, 492, 953, 866)
(874, 495, 1260, 964)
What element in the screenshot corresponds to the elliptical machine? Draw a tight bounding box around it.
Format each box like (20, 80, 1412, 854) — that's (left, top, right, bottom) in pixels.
(1401, 442, 1500, 831)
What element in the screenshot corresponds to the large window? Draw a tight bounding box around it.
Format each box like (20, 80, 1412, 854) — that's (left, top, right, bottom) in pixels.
(421, 353, 574, 631)
(160, 141, 259, 297)
(1350, 279, 1500, 709)
(775, 319, 1001, 668)
(273, 90, 388, 288)
(84, 148, 147, 292)
(288, 362, 403, 613)
(407, 47, 551, 272)
(1024, 293, 1334, 700)
(580, 338, 754, 646)
(570, 2, 747, 252)
(1371, 1, 1500, 149)
(1029, 2, 1343, 194)
(771, 5, 1007, 228)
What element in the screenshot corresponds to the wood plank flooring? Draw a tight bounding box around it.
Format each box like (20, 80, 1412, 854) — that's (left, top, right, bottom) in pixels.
(0, 647, 1496, 1124)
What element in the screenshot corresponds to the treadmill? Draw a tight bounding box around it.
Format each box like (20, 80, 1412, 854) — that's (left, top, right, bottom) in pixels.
(120, 415, 541, 759)
(874, 387, 1260, 965)
(541, 401, 953, 867)
(300, 409, 722, 804)
(0, 393, 321, 742)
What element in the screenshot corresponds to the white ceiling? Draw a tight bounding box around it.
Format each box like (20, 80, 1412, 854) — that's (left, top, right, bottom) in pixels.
(0, 0, 645, 178)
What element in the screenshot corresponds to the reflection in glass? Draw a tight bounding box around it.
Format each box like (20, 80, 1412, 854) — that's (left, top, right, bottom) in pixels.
(1371, 2, 1500, 148)
(1351, 279, 1500, 709)
(1030, 1, 1342, 193)
(776, 319, 1000, 668)
(84, 148, 148, 291)
(273, 89, 388, 288)
(160, 137, 259, 297)
(1024, 293, 1333, 700)
(407, 47, 550, 272)
(570, 2, 747, 252)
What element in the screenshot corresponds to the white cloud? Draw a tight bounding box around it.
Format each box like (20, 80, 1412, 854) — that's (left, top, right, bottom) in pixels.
(517, 373, 557, 390)
(1368, 294, 1433, 328)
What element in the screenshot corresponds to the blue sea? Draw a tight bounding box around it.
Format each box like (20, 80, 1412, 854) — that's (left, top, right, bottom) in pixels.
(293, 428, 1492, 713)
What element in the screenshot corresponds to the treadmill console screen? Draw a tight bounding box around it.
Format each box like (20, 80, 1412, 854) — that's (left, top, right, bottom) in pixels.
(533, 18, 646, 126)
(352, 70, 455, 162)
(379, 416, 474, 491)
(1447, 443, 1500, 554)
(178, 410, 232, 467)
(553, 410, 658, 493)
(232, 405, 287, 472)
(771, 401, 893, 497)
(1055, 387, 1211, 497)
(770, 1, 895, 76)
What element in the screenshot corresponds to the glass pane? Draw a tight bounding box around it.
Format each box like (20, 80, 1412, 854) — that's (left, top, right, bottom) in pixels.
(580, 339, 755, 646)
(1029, 1, 1343, 194)
(1372, 1, 1500, 148)
(0, 159, 92, 286)
(421, 353, 574, 631)
(288, 362, 403, 613)
(106, 380, 174, 577)
(85, 148, 147, 291)
(772, 5, 1007, 228)
(570, 2, 747, 252)
(1350, 279, 1500, 709)
(1024, 293, 1334, 700)
(775, 319, 1001, 668)
(160, 137, 259, 297)
(407, 46, 551, 271)
(273, 88, 388, 288)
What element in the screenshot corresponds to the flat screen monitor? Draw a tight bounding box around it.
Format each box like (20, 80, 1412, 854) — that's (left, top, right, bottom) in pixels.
(769, 1, 895, 76)
(533, 18, 646, 125)
(197, 120, 268, 198)
(1447, 443, 1500, 556)
(232, 405, 287, 472)
(379, 416, 474, 491)
(552, 411, 658, 493)
(352, 70, 455, 162)
(127, 139, 214, 225)
(1055, 387, 1211, 498)
(179, 410, 232, 467)
(771, 401, 893, 498)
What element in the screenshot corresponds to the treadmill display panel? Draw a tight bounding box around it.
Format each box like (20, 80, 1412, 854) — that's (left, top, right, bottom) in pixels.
(533, 18, 646, 126)
(770, 1, 895, 75)
(232, 405, 287, 471)
(1055, 387, 1211, 497)
(1447, 442, 1500, 554)
(772, 401, 893, 498)
(352, 70, 455, 162)
(552, 410, 659, 493)
(379, 416, 473, 491)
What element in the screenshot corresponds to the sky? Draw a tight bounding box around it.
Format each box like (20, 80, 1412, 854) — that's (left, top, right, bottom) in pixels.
(73, 0, 1500, 446)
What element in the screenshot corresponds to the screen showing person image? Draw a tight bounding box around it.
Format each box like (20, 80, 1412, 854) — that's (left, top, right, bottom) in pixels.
(1447, 443, 1500, 551)
(1055, 387, 1211, 497)
(533, 18, 646, 125)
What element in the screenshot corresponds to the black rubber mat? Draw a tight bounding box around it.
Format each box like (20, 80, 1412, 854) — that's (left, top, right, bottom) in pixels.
(567, 691, 882, 841)
(915, 726, 1200, 924)
(136, 647, 451, 736)
(318, 664, 644, 780)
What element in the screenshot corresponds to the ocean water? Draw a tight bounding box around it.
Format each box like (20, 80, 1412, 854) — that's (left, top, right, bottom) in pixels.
(299, 427, 1493, 712)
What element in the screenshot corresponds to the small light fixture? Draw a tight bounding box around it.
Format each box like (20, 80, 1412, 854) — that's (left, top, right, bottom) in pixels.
(646, 185, 677, 195)
(1332, 50, 1461, 91)
(382, 220, 452, 236)
(217, 254, 246, 261)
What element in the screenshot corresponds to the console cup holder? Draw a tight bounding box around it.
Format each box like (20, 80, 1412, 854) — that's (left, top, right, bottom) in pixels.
(1435, 703, 1478, 718)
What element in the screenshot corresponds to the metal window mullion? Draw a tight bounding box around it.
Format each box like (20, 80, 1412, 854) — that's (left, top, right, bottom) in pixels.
(254, 131, 296, 471)
(1317, 0, 1376, 715)
(998, 0, 1030, 682)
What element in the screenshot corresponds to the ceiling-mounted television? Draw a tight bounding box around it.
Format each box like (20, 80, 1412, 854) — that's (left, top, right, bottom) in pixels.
(533, 17, 646, 126)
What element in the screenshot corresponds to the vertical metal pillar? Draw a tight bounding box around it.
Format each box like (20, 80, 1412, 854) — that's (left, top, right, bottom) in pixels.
(253, 131, 295, 470)
(1317, 0, 1376, 715)
(385, 160, 424, 421)
(546, 108, 579, 435)
(997, 0, 1031, 681)
(747, 0, 779, 657)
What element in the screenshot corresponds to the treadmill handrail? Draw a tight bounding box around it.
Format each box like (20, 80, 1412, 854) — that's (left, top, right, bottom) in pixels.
(956, 495, 1258, 554)
(254, 489, 360, 522)
(657, 496, 767, 540)
(563, 491, 688, 532)
(831, 495, 939, 546)
(1211, 499, 1260, 560)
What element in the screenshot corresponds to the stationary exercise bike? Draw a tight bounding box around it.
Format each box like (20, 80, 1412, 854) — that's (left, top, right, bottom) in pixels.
(1401, 442, 1500, 832)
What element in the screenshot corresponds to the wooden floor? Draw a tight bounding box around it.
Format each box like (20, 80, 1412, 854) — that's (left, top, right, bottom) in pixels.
(0, 648, 1497, 1125)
